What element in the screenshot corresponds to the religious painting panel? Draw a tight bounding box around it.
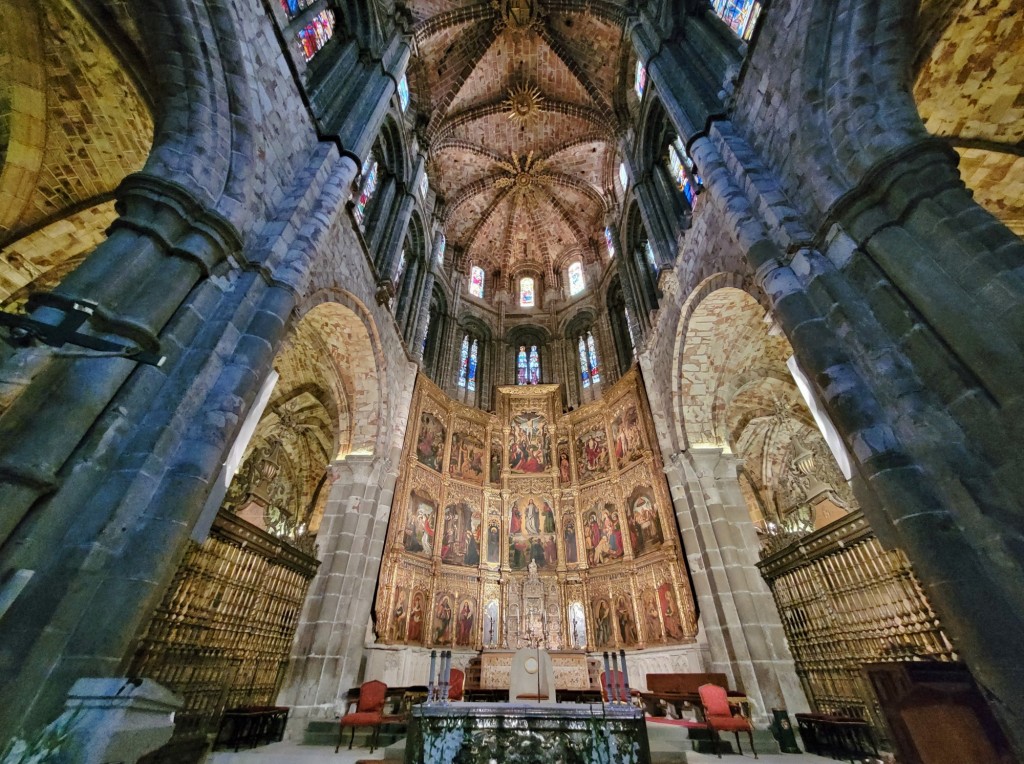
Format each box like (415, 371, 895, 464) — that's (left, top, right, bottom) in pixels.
(433, 592, 456, 645)
(557, 442, 572, 484)
(404, 491, 437, 558)
(591, 595, 614, 648)
(614, 594, 640, 646)
(508, 493, 558, 571)
(562, 515, 579, 564)
(416, 411, 447, 471)
(575, 422, 611, 482)
(611, 402, 645, 467)
(508, 411, 551, 473)
(582, 500, 625, 566)
(455, 596, 477, 646)
(485, 520, 501, 565)
(407, 590, 428, 644)
(658, 581, 689, 642)
(624, 486, 664, 558)
(449, 428, 486, 483)
(640, 589, 663, 644)
(390, 586, 410, 642)
(440, 500, 482, 567)
(489, 438, 502, 483)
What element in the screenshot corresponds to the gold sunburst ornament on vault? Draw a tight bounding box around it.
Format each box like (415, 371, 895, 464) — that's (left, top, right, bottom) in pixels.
(504, 82, 544, 123)
(494, 151, 552, 195)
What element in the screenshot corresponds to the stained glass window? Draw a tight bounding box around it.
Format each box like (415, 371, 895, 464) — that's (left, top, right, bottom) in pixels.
(280, 0, 314, 20)
(711, 0, 762, 41)
(528, 346, 540, 384)
(568, 262, 585, 296)
(587, 333, 601, 384)
(618, 162, 629, 192)
(517, 346, 528, 385)
(579, 337, 591, 388)
(467, 340, 479, 392)
(398, 74, 410, 112)
(395, 250, 407, 285)
(667, 137, 701, 207)
(353, 155, 379, 227)
(437, 232, 446, 264)
(419, 171, 429, 198)
(625, 307, 638, 352)
(458, 335, 470, 388)
(634, 59, 647, 100)
(644, 240, 658, 275)
(297, 9, 335, 62)
(604, 226, 616, 258)
(520, 277, 535, 307)
(469, 266, 485, 298)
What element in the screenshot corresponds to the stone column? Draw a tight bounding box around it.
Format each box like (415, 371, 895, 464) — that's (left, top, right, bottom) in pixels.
(278, 452, 397, 736)
(409, 269, 435, 365)
(379, 191, 416, 283)
(665, 447, 808, 725)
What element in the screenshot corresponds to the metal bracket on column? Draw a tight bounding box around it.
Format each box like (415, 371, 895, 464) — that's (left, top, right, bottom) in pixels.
(0, 293, 165, 367)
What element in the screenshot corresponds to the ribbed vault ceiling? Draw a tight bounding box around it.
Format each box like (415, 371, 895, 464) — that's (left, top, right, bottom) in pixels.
(407, 0, 629, 277)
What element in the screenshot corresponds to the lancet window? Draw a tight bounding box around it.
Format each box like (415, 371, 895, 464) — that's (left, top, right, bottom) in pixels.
(604, 227, 616, 259)
(666, 137, 701, 207)
(457, 335, 480, 392)
(634, 60, 647, 100)
(568, 262, 585, 296)
(711, 0, 762, 40)
(578, 332, 601, 388)
(517, 345, 541, 385)
(437, 233, 446, 264)
(520, 277, 535, 307)
(353, 154, 379, 227)
(297, 9, 335, 62)
(618, 163, 629, 192)
(398, 74, 410, 111)
(469, 266, 485, 298)
(280, 0, 314, 19)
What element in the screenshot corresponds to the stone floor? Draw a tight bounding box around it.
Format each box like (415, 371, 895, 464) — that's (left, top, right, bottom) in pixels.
(204, 721, 841, 763)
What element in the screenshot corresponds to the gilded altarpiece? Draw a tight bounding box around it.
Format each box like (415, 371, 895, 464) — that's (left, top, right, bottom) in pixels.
(376, 371, 697, 653)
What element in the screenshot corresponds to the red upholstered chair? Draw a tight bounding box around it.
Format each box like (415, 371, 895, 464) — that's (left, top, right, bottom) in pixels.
(336, 680, 388, 753)
(448, 668, 465, 701)
(698, 683, 757, 758)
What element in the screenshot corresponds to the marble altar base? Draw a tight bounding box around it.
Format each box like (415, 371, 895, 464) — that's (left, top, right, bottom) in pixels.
(479, 650, 592, 691)
(406, 702, 651, 764)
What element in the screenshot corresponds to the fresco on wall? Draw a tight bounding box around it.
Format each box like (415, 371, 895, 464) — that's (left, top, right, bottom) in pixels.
(615, 595, 639, 646)
(658, 582, 688, 641)
(508, 411, 550, 473)
(612, 404, 645, 466)
(408, 591, 426, 643)
(449, 430, 485, 482)
(441, 501, 482, 567)
(624, 489, 664, 557)
(416, 412, 446, 471)
(456, 597, 476, 646)
(583, 502, 625, 565)
(508, 495, 557, 570)
(404, 491, 437, 557)
(434, 593, 455, 644)
(593, 597, 613, 647)
(575, 425, 610, 481)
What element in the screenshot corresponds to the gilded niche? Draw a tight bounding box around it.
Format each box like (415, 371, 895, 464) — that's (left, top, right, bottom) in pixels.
(376, 372, 697, 652)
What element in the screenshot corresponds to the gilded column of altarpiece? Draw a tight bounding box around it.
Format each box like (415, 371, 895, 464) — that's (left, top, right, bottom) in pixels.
(375, 369, 697, 653)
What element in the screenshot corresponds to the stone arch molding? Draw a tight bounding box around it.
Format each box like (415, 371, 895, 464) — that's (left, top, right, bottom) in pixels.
(673, 274, 785, 452)
(294, 290, 387, 459)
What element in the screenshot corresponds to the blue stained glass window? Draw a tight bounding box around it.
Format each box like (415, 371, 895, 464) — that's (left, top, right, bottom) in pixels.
(297, 9, 335, 62)
(568, 262, 584, 296)
(520, 277, 535, 307)
(634, 60, 647, 100)
(604, 226, 616, 258)
(280, 0, 314, 19)
(470, 266, 485, 298)
(711, 0, 762, 41)
(579, 337, 591, 388)
(668, 137, 701, 207)
(467, 340, 478, 392)
(398, 74, 410, 112)
(528, 346, 540, 384)
(517, 346, 528, 385)
(458, 335, 469, 388)
(353, 156, 379, 227)
(587, 333, 601, 384)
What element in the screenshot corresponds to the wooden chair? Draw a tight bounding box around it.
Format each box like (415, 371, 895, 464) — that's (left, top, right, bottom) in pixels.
(698, 683, 757, 758)
(336, 680, 388, 753)
(448, 668, 465, 701)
